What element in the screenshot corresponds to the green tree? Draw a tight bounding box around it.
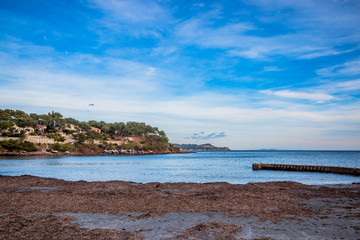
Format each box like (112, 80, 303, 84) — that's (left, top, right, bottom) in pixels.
(79, 122, 91, 132)
(64, 117, 80, 126)
(0, 139, 38, 152)
(0, 121, 14, 131)
(0, 109, 11, 121)
(73, 133, 87, 143)
(86, 130, 104, 140)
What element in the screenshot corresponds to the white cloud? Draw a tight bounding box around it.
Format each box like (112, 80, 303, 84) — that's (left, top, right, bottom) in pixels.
(249, 0, 360, 35)
(317, 59, 360, 77)
(263, 66, 285, 72)
(176, 18, 291, 61)
(176, 17, 348, 60)
(151, 46, 178, 56)
(228, 47, 271, 59)
(89, 0, 172, 38)
(335, 79, 360, 91)
(297, 48, 354, 59)
(313, 79, 360, 96)
(0, 58, 162, 96)
(176, 17, 255, 47)
(174, 1, 360, 60)
(91, 0, 169, 23)
(193, 3, 205, 8)
(260, 90, 335, 103)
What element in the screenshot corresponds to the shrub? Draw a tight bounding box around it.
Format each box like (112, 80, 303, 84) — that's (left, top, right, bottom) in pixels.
(19, 141, 38, 152)
(48, 143, 69, 152)
(0, 139, 38, 152)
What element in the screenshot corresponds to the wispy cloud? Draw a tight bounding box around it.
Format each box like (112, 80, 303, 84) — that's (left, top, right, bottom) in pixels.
(263, 66, 285, 72)
(193, 3, 205, 8)
(334, 79, 360, 91)
(297, 48, 355, 59)
(174, 1, 360, 60)
(176, 17, 344, 60)
(91, 0, 169, 23)
(316, 59, 360, 77)
(90, 0, 172, 38)
(260, 90, 336, 103)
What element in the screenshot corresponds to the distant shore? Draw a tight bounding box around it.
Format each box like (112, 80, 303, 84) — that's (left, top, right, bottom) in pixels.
(0, 175, 359, 239)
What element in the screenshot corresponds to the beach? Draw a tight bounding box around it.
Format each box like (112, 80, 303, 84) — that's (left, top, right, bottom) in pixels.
(0, 175, 359, 239)
(2, 0, 360, 239)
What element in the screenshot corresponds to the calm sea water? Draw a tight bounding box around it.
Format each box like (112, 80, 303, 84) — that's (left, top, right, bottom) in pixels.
(0, 151, 359, 185)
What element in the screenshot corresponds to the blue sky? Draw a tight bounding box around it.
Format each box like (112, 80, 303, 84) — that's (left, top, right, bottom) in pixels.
(1, 0, 360, 150)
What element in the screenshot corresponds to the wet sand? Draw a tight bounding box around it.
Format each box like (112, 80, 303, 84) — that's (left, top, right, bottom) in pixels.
(0, 175, 359, 239)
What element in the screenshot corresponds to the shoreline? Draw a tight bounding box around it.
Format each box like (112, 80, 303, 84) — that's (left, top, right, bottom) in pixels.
(1, 175, 359, 239)
(2, 149, 359, 157)
(0, 149, 188, 157)
(0, 174, 359, 186)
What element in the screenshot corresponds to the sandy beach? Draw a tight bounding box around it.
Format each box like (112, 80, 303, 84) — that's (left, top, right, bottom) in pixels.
(0, 175, 359, 239)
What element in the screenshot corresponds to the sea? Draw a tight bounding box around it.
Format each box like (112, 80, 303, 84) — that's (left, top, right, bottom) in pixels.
(0, 151, 359, 185)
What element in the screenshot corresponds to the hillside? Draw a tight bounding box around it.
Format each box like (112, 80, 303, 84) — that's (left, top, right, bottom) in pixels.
(0, 109, 181, 155)
(174, 143, 230, 151)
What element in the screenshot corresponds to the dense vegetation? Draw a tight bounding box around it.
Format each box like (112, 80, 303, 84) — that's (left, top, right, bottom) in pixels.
(0, 109, 174, 153)
(0, 139, 38, 152)
(0, 109, 166, 137)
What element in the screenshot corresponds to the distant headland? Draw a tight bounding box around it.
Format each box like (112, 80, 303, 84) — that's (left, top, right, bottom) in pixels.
(173, 143, 230, 151)
(0, 109, 183, 156)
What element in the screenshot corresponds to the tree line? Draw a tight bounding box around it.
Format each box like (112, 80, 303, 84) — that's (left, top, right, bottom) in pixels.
(0, 109, 174, 153)
(0, 109, 167, 140)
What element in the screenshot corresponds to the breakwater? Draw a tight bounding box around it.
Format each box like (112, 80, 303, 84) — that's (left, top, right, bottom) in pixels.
(252, 163, 360, 176)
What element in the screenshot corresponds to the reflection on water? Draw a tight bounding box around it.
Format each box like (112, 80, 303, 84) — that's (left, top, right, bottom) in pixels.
(0, 151, 359, 185)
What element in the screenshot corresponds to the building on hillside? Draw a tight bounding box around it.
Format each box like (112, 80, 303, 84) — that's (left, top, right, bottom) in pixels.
(13, 125, 24, 133)
(56, 131, 67, 137)
(12, 125, 34, 134)
(26, 135, 54, 144)
(91, 127, 101, 134)
(24, 127, 35, 134)
(37, 124, 47, 133)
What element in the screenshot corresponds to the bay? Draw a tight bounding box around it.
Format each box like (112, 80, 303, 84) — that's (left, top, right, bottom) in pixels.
(0, 151, 359, 185)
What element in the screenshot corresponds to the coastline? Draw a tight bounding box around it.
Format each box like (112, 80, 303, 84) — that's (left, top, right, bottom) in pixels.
(1, 175, 359, 239)
(0, 149, 187, 157)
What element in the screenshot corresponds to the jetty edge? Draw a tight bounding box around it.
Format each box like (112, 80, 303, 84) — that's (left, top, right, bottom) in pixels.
(252, 163, 360, 176)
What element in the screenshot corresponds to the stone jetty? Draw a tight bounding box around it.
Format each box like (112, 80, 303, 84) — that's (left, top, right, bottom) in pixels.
(252, 163, 360, 176)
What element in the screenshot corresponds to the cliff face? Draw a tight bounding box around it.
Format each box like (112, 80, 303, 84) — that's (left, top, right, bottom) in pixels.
(173, 143, 230, 151)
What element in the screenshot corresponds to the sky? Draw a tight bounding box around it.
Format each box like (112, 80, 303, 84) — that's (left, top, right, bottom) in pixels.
(0, 0, 360, 150)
